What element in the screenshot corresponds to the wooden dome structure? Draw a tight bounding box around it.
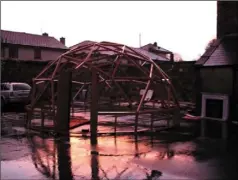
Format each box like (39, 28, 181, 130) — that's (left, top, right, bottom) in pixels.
(27, 41, 180, 132)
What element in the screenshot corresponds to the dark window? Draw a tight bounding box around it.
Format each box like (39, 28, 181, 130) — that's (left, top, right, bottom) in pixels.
(34, 48, 41, 59)
(1, 84, 10, 90)
(9, 45, 18, 58)
(205, 99, 223, 119)
(13, 84, 31, 91)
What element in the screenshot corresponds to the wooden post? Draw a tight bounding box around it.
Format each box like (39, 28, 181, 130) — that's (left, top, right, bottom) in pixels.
(172, 108, 180, 128)
(135, 113, 139, 134)
(150, 113, 154, 132)
(41, 109, 45, 131)
(27, 111, 33, 128)
(114, 115, 118, 134)
(57, 135, 73, 180)
(91, 148, 99, 180)
(71, 102, 74, 117)
(90, 67, 98, 145)
(71, 89, 74, 117)
(222, 121, 228, 139)
(167, 114, 170, 128)
(55, 70, 72, 135)
(51, 80, 56, 126)
(201, 118, 206, 138)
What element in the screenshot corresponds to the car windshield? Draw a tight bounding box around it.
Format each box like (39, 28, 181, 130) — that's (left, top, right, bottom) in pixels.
(13, 84, 31, 91)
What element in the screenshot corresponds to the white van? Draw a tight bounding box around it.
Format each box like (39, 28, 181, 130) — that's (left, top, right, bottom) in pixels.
(1, 82, 31, 108)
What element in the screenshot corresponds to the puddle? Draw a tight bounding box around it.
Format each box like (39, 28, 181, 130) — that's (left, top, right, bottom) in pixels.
(1, 134, 238, 180)
(1, 111, 238, 179)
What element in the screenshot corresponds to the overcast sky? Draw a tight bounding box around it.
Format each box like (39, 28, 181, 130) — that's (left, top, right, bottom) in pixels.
(1, 1, 216, 60)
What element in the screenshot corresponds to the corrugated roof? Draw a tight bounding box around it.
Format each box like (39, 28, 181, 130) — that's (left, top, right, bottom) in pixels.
(1, 30, 68, 50)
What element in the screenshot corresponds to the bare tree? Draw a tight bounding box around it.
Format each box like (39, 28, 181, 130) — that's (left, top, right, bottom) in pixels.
(174, 53, 183, 62)
(205, 38, 217, 50)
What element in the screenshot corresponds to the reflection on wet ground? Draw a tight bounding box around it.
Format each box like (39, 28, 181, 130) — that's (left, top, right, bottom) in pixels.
(1, 133, 238, 180)
(1, 106, 238, 179)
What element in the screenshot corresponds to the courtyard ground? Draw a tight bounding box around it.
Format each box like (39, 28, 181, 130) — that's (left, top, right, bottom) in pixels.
(1, 105, 238, 180)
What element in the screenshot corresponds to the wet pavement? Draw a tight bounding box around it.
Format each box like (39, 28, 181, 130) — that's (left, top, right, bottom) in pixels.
(1, 107, 238, 180)
(1, 131, 238, 180)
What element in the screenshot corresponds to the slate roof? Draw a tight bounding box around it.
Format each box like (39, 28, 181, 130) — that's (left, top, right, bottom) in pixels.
(195, 34, 238, 67)
(1, 30, 68, 50)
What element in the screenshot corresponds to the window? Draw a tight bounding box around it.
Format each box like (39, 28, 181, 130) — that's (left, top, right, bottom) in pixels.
(205, 99, 223, 119)
(9, 45, 18, 58)
(34, 48, 41, 59)
(1, 84, 10, 91)
(201, 93, 229, 121)
(13, 84, 31, 91)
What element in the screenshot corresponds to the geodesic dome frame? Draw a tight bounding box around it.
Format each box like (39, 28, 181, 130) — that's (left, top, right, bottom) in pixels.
(27, 41, 180, 130)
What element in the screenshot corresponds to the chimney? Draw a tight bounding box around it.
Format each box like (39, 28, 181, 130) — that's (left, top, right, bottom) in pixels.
(217, 1, 238, 39)
(153, 42, 157, 47)
(42, 32, 48, 37)
(170, 53, 174, 62)
(60, 37, 65, 45)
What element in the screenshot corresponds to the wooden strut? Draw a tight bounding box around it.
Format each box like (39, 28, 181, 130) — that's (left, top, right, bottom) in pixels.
(75, 45, 99, 69)
(111, 45, 125, 78)
(81, 60, 133, 107)
(28, 81, 51, 128)
(35, 58, 58, 79)
(31, 81, 50, 110)
(73, 84, 85, 101)
(51, 80, 56, 126)
(135, 64, 154, 134)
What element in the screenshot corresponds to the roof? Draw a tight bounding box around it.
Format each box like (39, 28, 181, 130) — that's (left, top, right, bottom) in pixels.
(195, 39, 220, 65)
(132, 48, 170, 61)
(195, 34, 238, 67)
(1, 30, 68, 50)
(141, 43, 172, 54)
(70, 41, 170, 61)
(69, 40, 96, 49)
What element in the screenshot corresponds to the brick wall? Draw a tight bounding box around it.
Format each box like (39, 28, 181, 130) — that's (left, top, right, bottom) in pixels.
(217, 1, 238, 38)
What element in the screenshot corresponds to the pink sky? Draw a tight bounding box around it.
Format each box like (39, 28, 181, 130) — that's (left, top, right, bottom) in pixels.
(1, 1, 216, 60)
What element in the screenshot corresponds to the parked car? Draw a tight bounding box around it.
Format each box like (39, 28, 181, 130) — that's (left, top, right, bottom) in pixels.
(1, 82, 31, 108)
